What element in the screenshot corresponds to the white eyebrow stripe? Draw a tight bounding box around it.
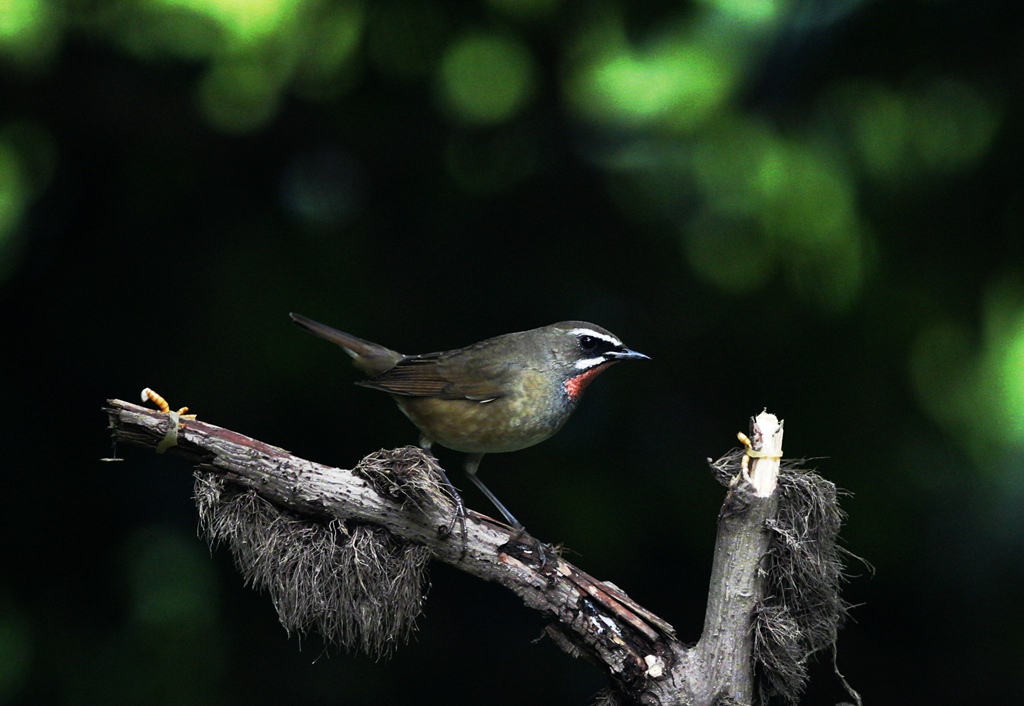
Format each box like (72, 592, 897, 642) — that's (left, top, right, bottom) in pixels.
(567, 328, 622, 346)
(575, 356, 610, 370)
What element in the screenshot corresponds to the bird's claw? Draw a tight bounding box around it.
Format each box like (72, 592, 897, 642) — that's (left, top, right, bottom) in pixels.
(437, 496, 469, 559)
(503, 526, 551, 570)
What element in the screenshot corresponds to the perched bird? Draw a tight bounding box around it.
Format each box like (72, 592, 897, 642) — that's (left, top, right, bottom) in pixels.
(290, 313, 648, 535)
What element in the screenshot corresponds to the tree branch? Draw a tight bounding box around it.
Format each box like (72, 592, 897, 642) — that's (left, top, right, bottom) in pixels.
(104, 399, 850, 705)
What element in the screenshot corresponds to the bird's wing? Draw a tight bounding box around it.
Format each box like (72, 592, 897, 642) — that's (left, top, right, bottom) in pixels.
(356, 348, 515, 401)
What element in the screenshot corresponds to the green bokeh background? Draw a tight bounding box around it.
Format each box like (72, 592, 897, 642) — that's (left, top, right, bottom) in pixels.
(2, 0, 1021, 703)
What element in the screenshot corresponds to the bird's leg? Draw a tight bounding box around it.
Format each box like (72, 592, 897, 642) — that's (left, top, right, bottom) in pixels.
(421, 436, 467, 556)
(464, 454, 548, 568)
(464, 453, 521, 527)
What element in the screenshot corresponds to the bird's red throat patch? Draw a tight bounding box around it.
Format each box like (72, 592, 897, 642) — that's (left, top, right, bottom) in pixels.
(564, 363, 611, 401)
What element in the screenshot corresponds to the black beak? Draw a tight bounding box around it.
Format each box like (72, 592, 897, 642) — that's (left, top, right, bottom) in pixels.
(610, 348, 650, 361)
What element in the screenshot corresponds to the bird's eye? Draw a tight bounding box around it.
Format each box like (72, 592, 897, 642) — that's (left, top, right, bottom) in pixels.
(578, 335, 598, 351)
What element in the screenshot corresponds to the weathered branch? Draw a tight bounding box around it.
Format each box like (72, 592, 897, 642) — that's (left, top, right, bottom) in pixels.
(105, 399, 850, 705)
(688, 413, 782, 704)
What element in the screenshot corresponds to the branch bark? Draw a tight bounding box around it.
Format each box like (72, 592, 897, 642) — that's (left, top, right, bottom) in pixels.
(105, 399, 831, 705)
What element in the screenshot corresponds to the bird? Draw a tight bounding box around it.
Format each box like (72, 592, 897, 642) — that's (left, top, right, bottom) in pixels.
(290, 313, 649, 544)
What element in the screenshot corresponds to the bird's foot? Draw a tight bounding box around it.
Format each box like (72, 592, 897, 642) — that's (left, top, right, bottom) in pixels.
(437, 492, 468, 558)
(430, 460, 469, 559)
(502, 525, 552, 570)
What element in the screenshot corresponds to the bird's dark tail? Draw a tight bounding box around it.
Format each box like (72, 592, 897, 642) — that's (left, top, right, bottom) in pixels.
(289, 313, 403, 376)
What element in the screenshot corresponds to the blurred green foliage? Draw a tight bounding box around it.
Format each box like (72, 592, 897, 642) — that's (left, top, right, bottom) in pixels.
(0, 139, 26, 262)
(1, 0, 1022, 704)
(438, 31, 536, 125)
(0, 599, 32, 698)
(912, 272, 1024, 463)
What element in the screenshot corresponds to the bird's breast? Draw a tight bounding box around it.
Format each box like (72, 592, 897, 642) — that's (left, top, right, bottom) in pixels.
(393, 368, 575, 454)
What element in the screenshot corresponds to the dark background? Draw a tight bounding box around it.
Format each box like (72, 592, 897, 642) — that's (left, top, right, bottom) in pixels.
(2, 1, 1022, 704)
